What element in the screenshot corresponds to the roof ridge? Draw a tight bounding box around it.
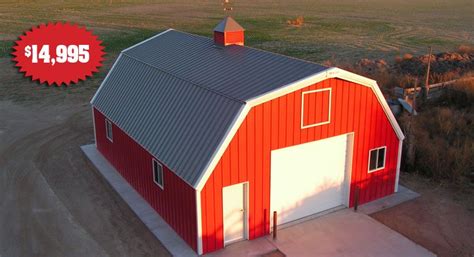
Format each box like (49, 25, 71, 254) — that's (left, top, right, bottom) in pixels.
(122, 28, 174, 53)
(121, 53, 246, 104)
(236, 43, 328, 69)
(169, 29, 327, 70)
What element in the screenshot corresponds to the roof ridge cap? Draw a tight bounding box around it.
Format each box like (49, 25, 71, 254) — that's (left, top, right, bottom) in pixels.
(128, 29, 326, 70)
(122, 28, 174, 53)
(168, 30, 327, 71)
(239, 44, 328, 69)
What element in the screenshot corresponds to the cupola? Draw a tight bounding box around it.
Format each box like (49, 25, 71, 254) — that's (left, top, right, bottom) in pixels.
(213, 16, 245, 46)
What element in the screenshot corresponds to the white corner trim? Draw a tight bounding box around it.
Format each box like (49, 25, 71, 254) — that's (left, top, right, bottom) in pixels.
(122, 28, 174, 52)
(196, 190, 203, 255)
(195, 104, 250, 191)
(301, 88, 332, 129)
(92, 108, 97, 145)
(90, 54, 123, 104)
(344, 133, 355, 207)
(394, 139, 403, 192)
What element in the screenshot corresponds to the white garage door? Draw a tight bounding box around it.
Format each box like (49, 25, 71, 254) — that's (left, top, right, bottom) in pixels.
(270, 134, 350, 225)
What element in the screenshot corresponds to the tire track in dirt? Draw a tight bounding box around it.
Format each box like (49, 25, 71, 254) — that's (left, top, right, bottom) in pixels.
(0, 111, 108, 257)
(0, 102, 170, 257)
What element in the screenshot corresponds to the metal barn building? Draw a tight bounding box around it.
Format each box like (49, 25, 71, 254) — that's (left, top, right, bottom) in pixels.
(91, 17, 404, 255)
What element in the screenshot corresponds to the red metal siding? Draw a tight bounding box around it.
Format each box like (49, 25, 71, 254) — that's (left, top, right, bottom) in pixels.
(93, 108, 197, 251)
(200, 78, 400, 254)
(213, 31, 244, 46)
(214, 31, 224, 45)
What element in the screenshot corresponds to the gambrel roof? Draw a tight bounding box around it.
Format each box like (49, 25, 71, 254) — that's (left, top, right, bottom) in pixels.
(91, 29, 403, 188)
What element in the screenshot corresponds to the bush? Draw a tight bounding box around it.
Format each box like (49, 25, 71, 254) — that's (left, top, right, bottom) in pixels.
(458, 44, 474, 54)
(401, 79, 474, 184)
(403, 53, 413, 60)
(441, 78, 474, 108)
(287, 16, 304, 26)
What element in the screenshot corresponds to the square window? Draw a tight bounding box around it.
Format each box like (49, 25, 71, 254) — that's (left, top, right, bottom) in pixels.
(105, 119, 113, 142)
(152, 159, 164, 189)
(301, 88, 332, 129)
(368, 147, 386, 172)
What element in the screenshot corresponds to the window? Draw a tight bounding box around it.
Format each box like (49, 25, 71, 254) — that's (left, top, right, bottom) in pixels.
(369, 147, 386, 172)
(301, 88, 332, 129)
(152, 159, 164, 189)
(105, 119, 113, 142)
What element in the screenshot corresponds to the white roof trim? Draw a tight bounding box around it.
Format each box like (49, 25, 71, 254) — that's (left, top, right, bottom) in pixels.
(91, 29, 174, 104)
(122, 28, 174, 52)
(327, 68, 404, 141)
(195, 67, 404, 190)
(194, 104, 250, 190)
(90, 53, 123, 104)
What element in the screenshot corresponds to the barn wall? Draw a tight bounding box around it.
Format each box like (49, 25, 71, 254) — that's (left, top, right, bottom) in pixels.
(93, 108, 197, 251)
(200, 78, 400, 253)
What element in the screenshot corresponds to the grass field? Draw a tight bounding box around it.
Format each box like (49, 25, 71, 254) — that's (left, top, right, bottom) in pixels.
(0, 0, 472, 63)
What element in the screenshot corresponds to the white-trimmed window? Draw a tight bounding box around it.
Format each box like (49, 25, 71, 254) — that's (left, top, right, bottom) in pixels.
(368, 146, 386, 172)
(105, 119, 113, 142)
(152, 159, 164, 189)
(301, 88, 332, 129)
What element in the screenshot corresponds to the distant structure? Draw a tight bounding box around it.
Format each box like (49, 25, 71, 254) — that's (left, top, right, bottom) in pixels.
(91, 17, 404, 255)
(222, 0, 233, 11)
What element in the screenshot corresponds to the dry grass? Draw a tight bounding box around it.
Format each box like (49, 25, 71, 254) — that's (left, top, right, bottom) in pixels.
(400, 78, 474, 184)
(286, 16, 304, 27)
(402, 53, 414, 60)
(458, 44, 474, 54)
(0, 0, 473, 63)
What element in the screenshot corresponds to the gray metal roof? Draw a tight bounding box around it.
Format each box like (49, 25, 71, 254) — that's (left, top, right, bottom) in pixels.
(214, 16, 245, 32)
(92, 29, 328, 187)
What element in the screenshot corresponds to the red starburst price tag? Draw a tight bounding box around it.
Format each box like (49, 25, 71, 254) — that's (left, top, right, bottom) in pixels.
(12, 22, 105, 86)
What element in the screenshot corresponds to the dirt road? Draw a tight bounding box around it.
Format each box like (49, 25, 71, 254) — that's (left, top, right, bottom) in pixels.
(0, 58, 170, 257)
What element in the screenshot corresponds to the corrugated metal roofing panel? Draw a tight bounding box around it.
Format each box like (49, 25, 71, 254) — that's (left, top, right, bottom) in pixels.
(92, 55, 244, 185)
(124, 30, 327, 101)
(93, 29, 329, 187)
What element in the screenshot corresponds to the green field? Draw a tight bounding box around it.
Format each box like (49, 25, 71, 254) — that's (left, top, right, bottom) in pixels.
(0, 0, 472, 63)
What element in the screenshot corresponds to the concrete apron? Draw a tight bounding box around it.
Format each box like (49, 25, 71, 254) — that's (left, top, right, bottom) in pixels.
(265, 209, 435, 257)
(82, 144, 434, 257)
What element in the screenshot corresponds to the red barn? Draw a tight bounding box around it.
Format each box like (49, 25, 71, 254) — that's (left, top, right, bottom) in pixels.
(91, 17, 404, 255)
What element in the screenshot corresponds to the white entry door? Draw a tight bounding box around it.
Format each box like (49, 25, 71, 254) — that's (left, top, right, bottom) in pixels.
(271, 134, 350, 225)
(223, 183, 247, 245)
